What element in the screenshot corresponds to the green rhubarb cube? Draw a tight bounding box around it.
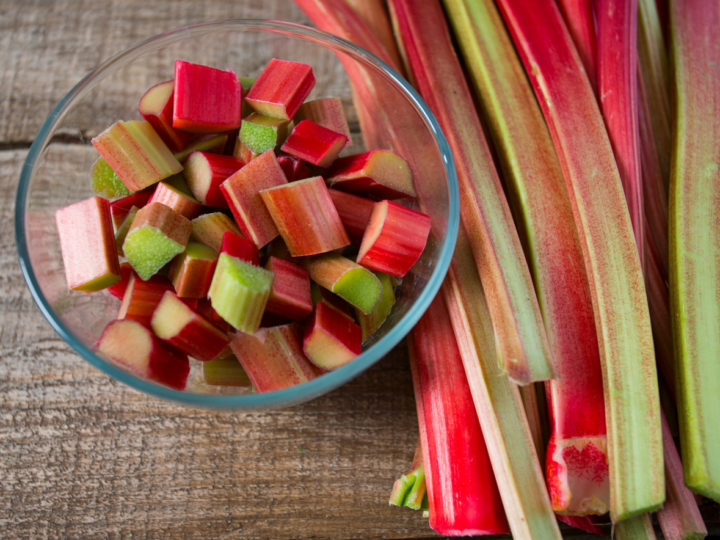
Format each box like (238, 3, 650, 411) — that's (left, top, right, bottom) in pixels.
(91, 157, 130, 198)
(123, 226, 185, 280)
(239, 113, 290, 153)
(208, 253, 274, 333)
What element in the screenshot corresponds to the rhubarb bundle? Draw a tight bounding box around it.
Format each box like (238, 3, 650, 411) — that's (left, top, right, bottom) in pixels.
(56, 56, 433, 392)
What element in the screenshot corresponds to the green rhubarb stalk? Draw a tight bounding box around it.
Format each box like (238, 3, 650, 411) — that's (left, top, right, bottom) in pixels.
(615, 514, 658, 540)
(389, 0, 554, 385)
(497, 0, 664, 521)
(388, 440, 427, 511)
(669, 0, 720, 503)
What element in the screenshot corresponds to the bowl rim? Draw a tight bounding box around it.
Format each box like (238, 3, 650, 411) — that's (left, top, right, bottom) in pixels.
(15, 19, 459, 409)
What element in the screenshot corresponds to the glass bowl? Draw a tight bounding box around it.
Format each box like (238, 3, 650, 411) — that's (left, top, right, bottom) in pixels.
(15, 20, 459, 409)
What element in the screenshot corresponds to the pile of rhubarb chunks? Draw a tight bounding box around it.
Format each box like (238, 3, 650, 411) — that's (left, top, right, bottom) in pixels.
(55, 58, 431, 392)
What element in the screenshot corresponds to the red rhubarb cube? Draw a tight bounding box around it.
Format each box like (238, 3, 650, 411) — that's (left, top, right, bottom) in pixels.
(184, 151, 245, 208)
(357, 200, 431, 278)
(327, 149, 416, 199)
(303, 300, 362, 370)
(220, 231, 260, 266)
(328, 188, 375, 245)
(139, 80, 192, 152)
(260, 176, 350, 257)
(220, 149, 288, 248)
(173, 60, 243, 133)
(55, 196, 121, 292)
(265, 256, 313, 321)
(118, 273, 173, 327)
(244, 58, 315, 120)
(280, 120, 348, 168)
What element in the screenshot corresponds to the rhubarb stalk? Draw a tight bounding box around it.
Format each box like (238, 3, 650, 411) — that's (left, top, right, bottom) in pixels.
(669, 0, 720, 503)
(497, 0, 663, 520)
(556, 0, 597, 90)
(409, 295, 508, 536)
(389, 0, 554, 384)
(445, 0, 608, 515)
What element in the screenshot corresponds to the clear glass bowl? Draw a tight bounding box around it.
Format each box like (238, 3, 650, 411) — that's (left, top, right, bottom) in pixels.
(15, 20, 459, 409)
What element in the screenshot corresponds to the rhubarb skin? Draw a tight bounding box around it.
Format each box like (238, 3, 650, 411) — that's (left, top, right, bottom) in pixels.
(229, 324, 323, 392)
(95, 318, 190, 390)
(244, 58, 315, 120)
(91, 120, 183, 192)
(173, 60, 242, 133)
(280, 120, 348, 168)
(410, 295, 508, 536)
(151, 290, 230, 362)
(184, 151, 245, 208)
(220, 149, 287, 248)
(295, 97, 351, 141)
(302, 300, 362, 370)
(265, 256, 313, 321)
(326, 149, 416, 199)
(220, 231, 259, 266)
(190, 212, 243, 253)
(444, 0, 608, 515)
(139, 80, 192, 152)
(356, 200, 430, 278)
(168, 241, 217, 299)
(260, 176, 349, 257)
(328, 188, 375, 245)
(149, 180, 201, 219)
(118, 273, 172, 327)
(389, 0, 554, 385)
(669, 0, 720, 504)
(497, 0, 663, 520)
(55, 196, 121, 292)
(556, 0, 597, 89)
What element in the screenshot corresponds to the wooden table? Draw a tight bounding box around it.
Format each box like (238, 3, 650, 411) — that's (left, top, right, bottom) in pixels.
(0, 1, 440, 537)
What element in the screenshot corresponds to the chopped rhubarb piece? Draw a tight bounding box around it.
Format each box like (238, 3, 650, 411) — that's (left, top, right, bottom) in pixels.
(184, 151, 244, 208)
(203, 352, 251, 387)
(239, 76, 255, 117)
(304, 253, 382, 315)
(91, 120, 183, 192)
(276, 154, 312, 181)
(172, 60, 242, 133)
(208, 253, 274, 333)
(173, 133, 229, 163)
(357, 271, 396, 341)
(168, 241, 217, 299)
(220, 149, 287, 247)
(265, 256, 313, 321)
(303, 300, 362, 370)
(327, 149, 416, 199)
(107, 262, 133, 300)
(118, 273, 172, 327)
(229, 324, 323, 392)
(123, 202, 191, 280)
(239, 113, 290, 153)
(109, 190, 153, 228)
(148, 180, 201, 219)
(357, 200, 430, 278)
(95, 319, 189, 390)
(328, 188, 375, 244)
(295, 97, 351, 141)
(232, 138, 260, 163)
(190, 212, 243, 252)
(90, 157, 130, 198)
(260, 176, 349, 256)
(280, 120, 348, 168)
(55, 195, 121, 292)
(244, 58, 315, 120)
(151, 290, 229, 362)
(114, 205, 139, 256)
(196, 298, 235, 335)
(220, 231, 259, 265)
(139, 80, 192, 152)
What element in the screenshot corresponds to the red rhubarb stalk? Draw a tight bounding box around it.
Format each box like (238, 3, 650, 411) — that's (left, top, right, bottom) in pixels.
(597, 0, 644, 271)
(388, 0, 554, 384)
(497, 0, 664, 520)
(556, 0, 597, 90)
(409, 295, 508, 536)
